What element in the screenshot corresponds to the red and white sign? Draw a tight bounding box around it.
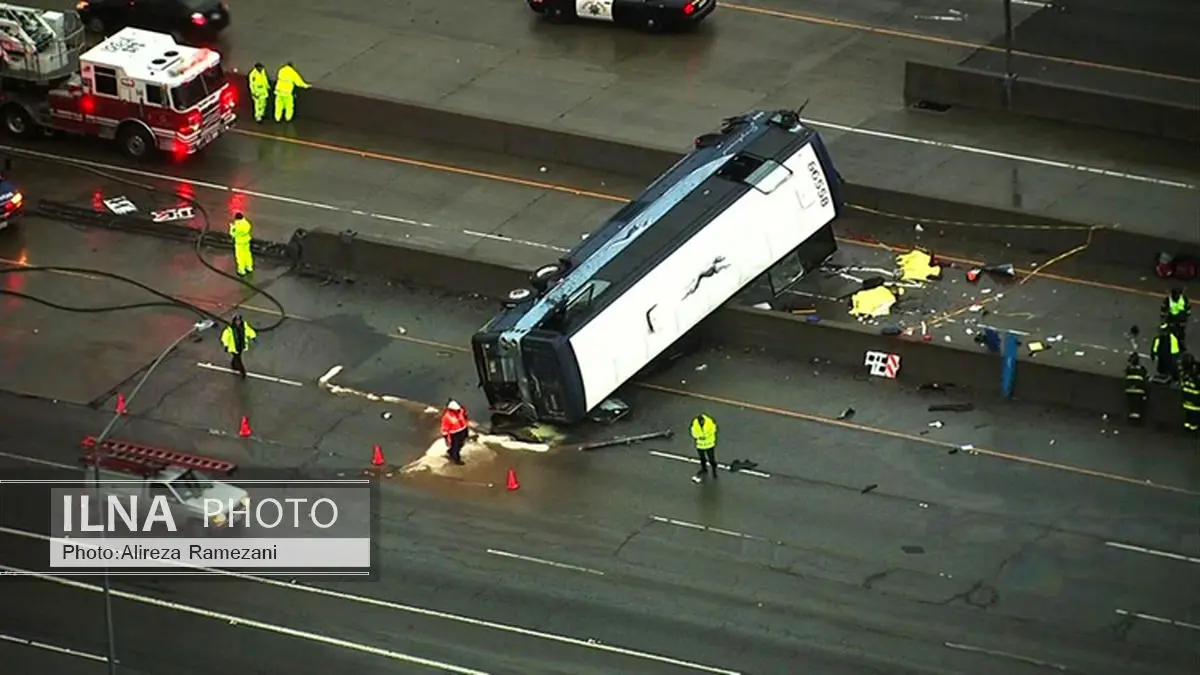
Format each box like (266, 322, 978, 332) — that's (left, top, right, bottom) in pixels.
(864, 351, 901, 379)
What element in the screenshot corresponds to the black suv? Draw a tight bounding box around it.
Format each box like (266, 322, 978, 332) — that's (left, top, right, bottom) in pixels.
(76, 0, 230, 43)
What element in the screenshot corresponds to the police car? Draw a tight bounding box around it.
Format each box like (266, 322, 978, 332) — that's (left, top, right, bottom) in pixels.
(0, 160, 24, 230)
(528, 0, 714, 31)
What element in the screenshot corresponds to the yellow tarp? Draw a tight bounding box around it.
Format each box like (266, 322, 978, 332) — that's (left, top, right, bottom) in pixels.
(897, 250, 942, 282)
(850, 285, 901, 318)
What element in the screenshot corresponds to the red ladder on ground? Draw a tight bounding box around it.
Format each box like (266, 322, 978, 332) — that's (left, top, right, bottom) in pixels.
(80, 437, 237, 477)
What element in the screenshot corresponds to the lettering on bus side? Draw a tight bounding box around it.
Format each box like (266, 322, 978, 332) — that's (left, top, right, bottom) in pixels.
(807, 160, 830, 209)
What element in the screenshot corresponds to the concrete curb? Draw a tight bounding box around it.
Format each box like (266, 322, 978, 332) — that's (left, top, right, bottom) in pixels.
(229, 76, 1199, 265)
(903, 60, 1200, 143)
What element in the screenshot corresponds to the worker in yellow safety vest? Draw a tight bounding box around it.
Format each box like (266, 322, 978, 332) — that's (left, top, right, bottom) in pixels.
(1161, 287, 1191, 346)
(274, 62, 310, 123)
(228, 212, 253, 276)
(248, 62, 270, 123)
(221, 314, 257, 379)
(1151, 324, 1182, 383)
(690, 413, 718, 482)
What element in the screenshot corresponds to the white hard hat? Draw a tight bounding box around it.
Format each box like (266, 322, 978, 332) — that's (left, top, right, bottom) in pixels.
(447, 400, 461, 410)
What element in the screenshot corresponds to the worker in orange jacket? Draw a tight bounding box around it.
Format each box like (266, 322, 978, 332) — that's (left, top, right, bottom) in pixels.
(440, 400, 469, 465)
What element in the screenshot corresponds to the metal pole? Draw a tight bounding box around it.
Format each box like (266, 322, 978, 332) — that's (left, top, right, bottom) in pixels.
(1002, 0, 1015, 108)
(88, 319, 214, 674)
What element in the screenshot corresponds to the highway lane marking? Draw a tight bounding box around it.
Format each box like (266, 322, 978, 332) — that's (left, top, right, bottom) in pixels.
(650, 516, 764, 542)
(0, 632, 110, 664)
(648, 450, 772, 479)
(718, 2, 1198, 85)
(236, 121, 1196, 192)
(232, 313, 1200, 499)
(195, 361, 304, 386)
(485, 548, 606, 576)
(1104, 541, 1200, 565)
(0, 450, 74, 469)
(1114, 609, 1200, 633)
(0, 563, 492, 675)
(4, 148, 1183, 304)
(0, 525, 743, 675)
(942, 642, 1068, 672)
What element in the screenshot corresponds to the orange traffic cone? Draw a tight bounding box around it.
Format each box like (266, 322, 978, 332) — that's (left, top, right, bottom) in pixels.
(238, 416, 252, 437)
(115, 393, 128, 415)
(371, 445, 385, 467)
(505, 468, 520, 492)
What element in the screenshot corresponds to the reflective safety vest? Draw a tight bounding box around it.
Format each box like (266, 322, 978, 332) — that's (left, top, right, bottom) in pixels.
(690, 415, 717, 449)
(1124, 364, 1147, 395)
(221, 322, 257, 354)
(1164, 295, 1189, 318)
(1152, 333, 1180, 356)
(248, 68, 270, 97)
(229, 217, 253, 244)
(441, 408, 468, 435)
(1182, 377, 1200, 411)
(274, 65, 310, 96)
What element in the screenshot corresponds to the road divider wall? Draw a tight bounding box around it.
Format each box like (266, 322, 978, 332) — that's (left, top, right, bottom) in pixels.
(292, 227, 1184, 431)
(231, 76, 1198, 268)
(903, 61, 1200, 143)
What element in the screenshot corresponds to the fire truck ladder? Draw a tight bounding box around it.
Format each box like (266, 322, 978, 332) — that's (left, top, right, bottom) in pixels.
(80, 437, 238, 478)
(0, 4, 84, 84)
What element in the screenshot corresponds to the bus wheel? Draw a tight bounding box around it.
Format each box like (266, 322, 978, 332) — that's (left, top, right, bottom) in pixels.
(1, 106, 35, 138)
(503, 287, 533, 308)
(530, 263, 562, 293)
(117, 124, 154, 160)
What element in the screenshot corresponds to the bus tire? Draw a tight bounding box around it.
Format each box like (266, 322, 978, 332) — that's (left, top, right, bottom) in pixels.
(503, 287, 533, 308)
(530, 263, 562, 293)
(117, 122, 155, 160)
(1, 105, 36, 139)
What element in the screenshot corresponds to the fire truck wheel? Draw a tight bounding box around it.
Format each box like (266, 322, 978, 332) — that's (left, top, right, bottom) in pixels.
(1, 105, 35, 138)
(117, 123, 155, 160)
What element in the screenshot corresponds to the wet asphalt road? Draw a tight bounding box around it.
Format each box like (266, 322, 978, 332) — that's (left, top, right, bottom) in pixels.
(0, 218, 1198, 674)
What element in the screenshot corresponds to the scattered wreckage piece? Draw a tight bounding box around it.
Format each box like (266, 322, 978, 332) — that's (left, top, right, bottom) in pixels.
(576, 429, 674, 452)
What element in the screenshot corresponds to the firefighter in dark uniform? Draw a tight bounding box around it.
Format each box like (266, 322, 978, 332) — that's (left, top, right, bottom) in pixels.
(1152, 323, 1182, 383)
(1161, 287, 1190, 346)
(1181, 353, 1200, 434)
(221, 314, 257, 378)
(1123, 353, 1148, 425)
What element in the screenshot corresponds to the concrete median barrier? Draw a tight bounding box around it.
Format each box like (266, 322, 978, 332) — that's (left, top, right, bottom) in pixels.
(291, 222, 1185, 432)
(903, 61, 1200, 143)
(30, 199, 1185, 431)
(232, 75, 1198, 265)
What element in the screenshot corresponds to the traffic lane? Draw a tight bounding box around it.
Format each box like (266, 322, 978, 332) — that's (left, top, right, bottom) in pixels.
(10, 124, 1193, 302)
(7, 136, 615, 270)
(0, 485, 1189, 675)
(0, 218, 280, 405)
(0, 372, 1177, 674)
(0, 570, 482, 675)
(731, 0, 1041, 44)
(217, 0, 1199, 239)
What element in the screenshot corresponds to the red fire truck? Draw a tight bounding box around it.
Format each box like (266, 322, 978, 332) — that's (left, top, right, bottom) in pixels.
(0, 6, 236, 160)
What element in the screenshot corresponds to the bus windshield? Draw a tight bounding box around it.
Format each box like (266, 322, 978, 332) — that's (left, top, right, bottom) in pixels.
(170, 63, 226, 111)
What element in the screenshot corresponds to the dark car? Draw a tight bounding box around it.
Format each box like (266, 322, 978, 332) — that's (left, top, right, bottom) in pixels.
(75, 0, 230, 43)
(528, 0, 714, 32)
